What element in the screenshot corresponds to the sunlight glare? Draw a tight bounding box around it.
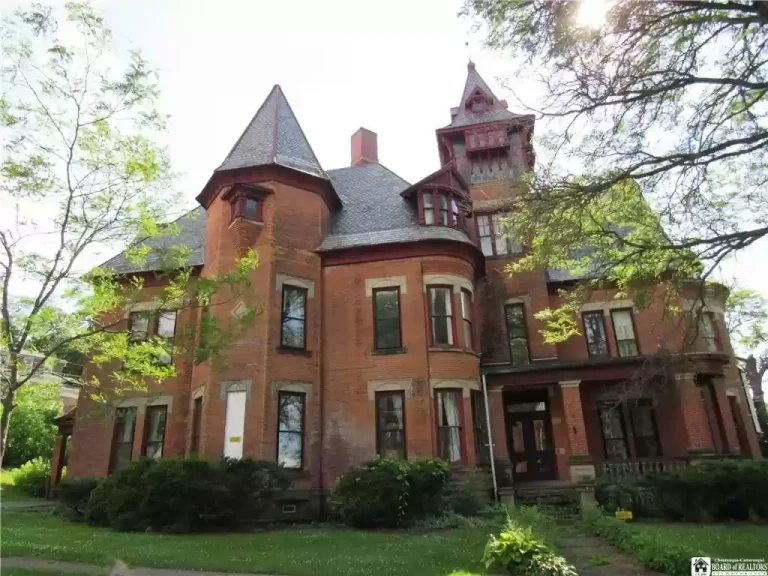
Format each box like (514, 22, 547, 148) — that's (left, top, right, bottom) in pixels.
(576, 0, 611, 29)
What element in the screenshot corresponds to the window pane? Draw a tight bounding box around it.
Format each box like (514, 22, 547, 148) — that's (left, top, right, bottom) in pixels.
(432, 317, 453, 345)
(244, 198, 259, 219)
(146, 407, 167, 443)
(505, 305, 526, 338)
(480, 237, 493, 256)
(278, 394, 304, 432)
(376, 392, 405, 459)
(617, 340, 638, 357)
(281, 318, 305, 348)
(430, 287, 452, 315)
(477, 216, 491, 237)
(424, 209, 435, 225)
(598, 402, 629, 460)
(116, 408, 137, 443)
(423, 192, 433, 207)
(157, 311, 176, 339)
(282, 288, 306, 319)
(374, 289, 399, 320)
(376, 318, 401, 349)
(584, 312, 608, 357)
(509, 338, 529, 366)
(461, 291, 472, 321)
(612, 310, 635, 340)
(700, 314, 718, 351)
(278, 432, 302, 468)
(437, 391, 461, 462)
(129, 313, 149, 342)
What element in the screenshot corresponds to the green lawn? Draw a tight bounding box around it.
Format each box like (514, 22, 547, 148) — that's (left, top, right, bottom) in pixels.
(624, 522, 768, 558)
(0, 511, 492, 576)
(0, 469, 36, 503)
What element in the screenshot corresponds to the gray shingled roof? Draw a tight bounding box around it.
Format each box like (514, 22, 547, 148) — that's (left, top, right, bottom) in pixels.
(317, 163, 475, 251)
(216, 85, 327, 180)
(441, 63, 528, 130)
(101, 207, 206, 274)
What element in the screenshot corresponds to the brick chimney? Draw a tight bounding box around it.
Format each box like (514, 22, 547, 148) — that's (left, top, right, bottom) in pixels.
(351, 128, 378, 166)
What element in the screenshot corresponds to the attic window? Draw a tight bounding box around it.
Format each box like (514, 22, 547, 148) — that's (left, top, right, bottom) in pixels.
(419, 190, 466, 231)
(224, 184, 271, 224)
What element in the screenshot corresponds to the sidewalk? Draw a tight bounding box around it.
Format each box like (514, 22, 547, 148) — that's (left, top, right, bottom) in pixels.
(1, 558, 281, 576)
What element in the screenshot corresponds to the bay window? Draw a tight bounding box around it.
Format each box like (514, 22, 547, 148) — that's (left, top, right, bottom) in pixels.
(428, 286, 454, 346)
(476, 213, 521, 257)
(423, 192, 435, 225)
(461, 289, 473, 349)
(700, 313, 720, 352)
(419, 190, 466, 230)
(436, 390, 463, 462)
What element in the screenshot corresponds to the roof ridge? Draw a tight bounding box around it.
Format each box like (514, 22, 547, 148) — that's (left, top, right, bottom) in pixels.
(275, 87, 327, 178)
(327, 162, 410, 187)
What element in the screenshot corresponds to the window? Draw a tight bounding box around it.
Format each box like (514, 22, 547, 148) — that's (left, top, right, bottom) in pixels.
(598, 401, 629, 460)
(277, 392, 305, 469)
(128, 312, 149, 343)
(505, 304, 530, 366)
(436, 390, 463, 462)
(110, 407, 137, 473)
(373, 288, 401, 350)
(471, 391, 490, 466)
(451, 197, 460, 228)
(461, 289, 473, 349)
(423, 191, 434, 225)
(224, 390, 246, 459)
(156, 311, 176, 365)
(439, 193, 449, 226)
(280, 286, 307, 349)
(629, 400, 661, 458)
(476, 213, 521, 257)
(699, 379, 728, 453)
(142, 405, 167, 459)
(428, 286, 454, 346)
(376, 391, 406, 459)
(190, 396, 203, 455)
(230, 194, 263, 223)
(700, 313, 719, 352)
(611, 309, 639, 357)
(583, 312, 609, 358)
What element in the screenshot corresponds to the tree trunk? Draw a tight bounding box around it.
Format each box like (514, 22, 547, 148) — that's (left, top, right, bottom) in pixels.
(0, 389, 16, 466)
(744, 355, 768, 434)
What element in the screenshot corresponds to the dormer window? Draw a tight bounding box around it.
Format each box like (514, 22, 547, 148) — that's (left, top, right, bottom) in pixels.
(419, 190, 466, 230)
(222, 183, 272, 225)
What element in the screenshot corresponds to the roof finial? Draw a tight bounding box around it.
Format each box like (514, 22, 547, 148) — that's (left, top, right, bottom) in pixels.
(465, 41, 475, 69)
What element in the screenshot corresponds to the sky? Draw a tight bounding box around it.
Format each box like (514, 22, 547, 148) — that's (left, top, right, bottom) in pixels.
(2, 0, 766, 332)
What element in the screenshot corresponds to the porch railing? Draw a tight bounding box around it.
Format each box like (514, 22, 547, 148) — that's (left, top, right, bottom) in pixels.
(597, 458, 689, 478)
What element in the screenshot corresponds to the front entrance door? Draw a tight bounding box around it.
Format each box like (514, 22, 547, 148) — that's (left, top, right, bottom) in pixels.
(505, 393, 556, 481)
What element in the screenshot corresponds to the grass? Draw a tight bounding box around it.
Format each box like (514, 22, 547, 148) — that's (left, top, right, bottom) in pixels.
(0, 469, 37, 503)
(0, 511, 492, 576)
(623, 522, 768, 558)
(2, 571, 97, 576)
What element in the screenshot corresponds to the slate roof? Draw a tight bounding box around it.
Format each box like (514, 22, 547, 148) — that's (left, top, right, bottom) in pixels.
(441, 62, 530, 130)
(316, 163, 475, 252)
(216, 85, 328, 180)
(101, 207, 206, 274)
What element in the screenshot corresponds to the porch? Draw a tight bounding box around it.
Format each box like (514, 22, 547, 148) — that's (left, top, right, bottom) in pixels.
(482, 359, 755, 490)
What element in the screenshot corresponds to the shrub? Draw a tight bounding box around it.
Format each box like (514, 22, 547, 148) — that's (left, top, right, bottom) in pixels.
(483, 516, 577, 576)
(11, 457, 52, 497)
(57, 477, 99, 518)
(330, 457, 450, 528)
(582, 509, 702, 576)
(597, 459, 768, 521)
(85, 457, 291, 532)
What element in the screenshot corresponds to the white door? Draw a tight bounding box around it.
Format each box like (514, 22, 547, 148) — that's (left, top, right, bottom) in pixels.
(224, 390, 246, 459)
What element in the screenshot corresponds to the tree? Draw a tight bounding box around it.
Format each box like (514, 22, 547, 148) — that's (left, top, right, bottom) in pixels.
(2, 380, 61, 468)
(0, 3, 259, 464)
(725, 287, 768, 433)
(463, 0, 768, 346)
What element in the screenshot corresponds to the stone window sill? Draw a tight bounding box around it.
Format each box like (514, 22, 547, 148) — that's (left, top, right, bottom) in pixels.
(371, 347, 408, 356)
(276, 346, 313, 357)
(228, 217, 264, 230)
(428, 347, 479, 357)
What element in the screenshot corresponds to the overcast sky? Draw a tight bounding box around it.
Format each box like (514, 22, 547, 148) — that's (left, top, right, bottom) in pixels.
(3, 0, 766, 325)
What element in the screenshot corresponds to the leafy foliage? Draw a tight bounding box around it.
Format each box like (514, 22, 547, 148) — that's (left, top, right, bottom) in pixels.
(483, 515, 576, 576)
(330, 457, 450, 528)
(10, 457, 52, 497)
(85, 457, 291, 532)
(0, 2, 260, 462)
(57, 477, 100, 519)
(463, 0, 768, 344)
(3, 380, 61, 467)
(583, 509, 701, 576)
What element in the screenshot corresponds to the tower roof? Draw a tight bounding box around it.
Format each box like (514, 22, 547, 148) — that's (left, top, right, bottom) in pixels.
(441, 62, 527, 130)
(216, 85, 327, 180)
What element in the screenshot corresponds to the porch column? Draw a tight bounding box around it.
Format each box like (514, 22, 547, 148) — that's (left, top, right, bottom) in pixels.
(674, 373, 715, 456)
(46, 433, 68, 499)
(712, 376, 740, 454)
(559, 380, 595, 482)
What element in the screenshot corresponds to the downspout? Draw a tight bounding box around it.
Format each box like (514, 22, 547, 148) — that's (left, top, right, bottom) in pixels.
(482, 373, 498, 502)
